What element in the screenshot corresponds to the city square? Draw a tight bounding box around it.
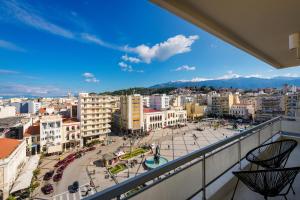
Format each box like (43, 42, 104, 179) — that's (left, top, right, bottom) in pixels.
(32, 121, 244, 200)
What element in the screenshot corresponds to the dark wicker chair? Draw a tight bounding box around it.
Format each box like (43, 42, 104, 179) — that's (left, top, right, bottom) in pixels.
(232, 139, 298, 199)
(232, 167, 300, 200)
(246, 139, 297, 169)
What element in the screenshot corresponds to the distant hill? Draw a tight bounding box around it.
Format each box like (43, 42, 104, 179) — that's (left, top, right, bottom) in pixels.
(150, 77, 300, 89)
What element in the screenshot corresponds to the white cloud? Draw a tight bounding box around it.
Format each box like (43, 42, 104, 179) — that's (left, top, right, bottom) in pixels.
(126, 35, 199, 63)
(174, 65, 196, 71)
(0, 40, 26, 52)
(0, 83, 63, 96)
(82, 72, 94, 78)
(82, 72, 99, 83)
(118, 62, 133, 72)
(121, 54, 140, 63)
(217, 70, 240, 79)
(0, 69, 19, 74)
(2, 1, 74, 39)
(118, 62, 144, 73)
(80, 33, 122, 50)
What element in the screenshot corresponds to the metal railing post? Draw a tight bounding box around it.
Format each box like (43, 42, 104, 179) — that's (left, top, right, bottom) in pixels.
(202, 154, 206, 200)
(238, 138, 241, 169)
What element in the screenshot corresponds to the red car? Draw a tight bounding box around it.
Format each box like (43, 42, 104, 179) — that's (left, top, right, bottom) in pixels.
(41, 184, 54, 194)
(67, 157, 75, 163)
(43, 170, 54, 181)
(54, 160, 65, 167)
(87, 146, 96, 151)
(53, 173, 63, 182)
(56, 166, 65, 174)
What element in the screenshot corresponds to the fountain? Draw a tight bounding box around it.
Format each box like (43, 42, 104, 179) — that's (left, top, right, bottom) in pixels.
(144, 145, 168, 170)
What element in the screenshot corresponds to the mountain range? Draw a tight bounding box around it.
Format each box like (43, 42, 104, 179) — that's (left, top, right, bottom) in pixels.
(150, 77, 300, 89)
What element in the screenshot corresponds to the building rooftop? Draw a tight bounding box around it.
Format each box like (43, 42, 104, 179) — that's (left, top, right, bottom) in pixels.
(0, 116, 29, 128)
(0, 138, 21, 159)
(24, 124, 40, 137)
(144, 108, 161, 113)
(62, 118, 79, 123)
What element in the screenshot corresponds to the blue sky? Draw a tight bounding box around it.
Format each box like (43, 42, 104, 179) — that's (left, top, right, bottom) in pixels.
(1, 0, 300, 97)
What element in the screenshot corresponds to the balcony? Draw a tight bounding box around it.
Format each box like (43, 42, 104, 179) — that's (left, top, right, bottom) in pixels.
(86, 116, 300, 200)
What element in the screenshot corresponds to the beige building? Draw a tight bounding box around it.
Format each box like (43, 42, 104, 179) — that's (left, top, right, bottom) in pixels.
(185, 102, 206, 120)
(0, 139, 26, 200)
(211, 93, 234, 116)
(77, 93, 112, 145)
(120, 95, 144, 134)
(284, 93, 300, 117)
(62, 118, 81, 149)
(256, 95, 285, 122)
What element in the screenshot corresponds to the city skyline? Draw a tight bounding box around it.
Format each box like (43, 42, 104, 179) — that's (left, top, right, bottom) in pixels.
(2, 0, 300, 97)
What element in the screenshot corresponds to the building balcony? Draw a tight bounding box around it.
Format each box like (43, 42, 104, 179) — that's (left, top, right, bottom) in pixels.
(86, 116, 300, 200)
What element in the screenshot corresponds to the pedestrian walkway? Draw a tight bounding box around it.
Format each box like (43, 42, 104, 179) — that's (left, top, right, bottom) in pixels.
(52, 183, 96, 200)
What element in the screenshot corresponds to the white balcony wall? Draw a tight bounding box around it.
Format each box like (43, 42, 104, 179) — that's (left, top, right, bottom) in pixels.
(205, 143, 239, 184)
(131, 160, 203, 200)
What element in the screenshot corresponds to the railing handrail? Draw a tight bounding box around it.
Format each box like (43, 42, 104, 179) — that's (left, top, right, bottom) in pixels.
(86, 116, 282, 200)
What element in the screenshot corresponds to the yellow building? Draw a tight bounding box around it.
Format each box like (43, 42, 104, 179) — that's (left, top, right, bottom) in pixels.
(185, 102, 206, 120)
(120, 94, 143, 134)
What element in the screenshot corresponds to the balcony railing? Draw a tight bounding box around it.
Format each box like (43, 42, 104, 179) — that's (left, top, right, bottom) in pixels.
(84, 116, 300, 200)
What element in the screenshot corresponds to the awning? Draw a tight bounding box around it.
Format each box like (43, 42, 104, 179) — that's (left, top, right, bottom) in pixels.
(10, 155, 40, 193)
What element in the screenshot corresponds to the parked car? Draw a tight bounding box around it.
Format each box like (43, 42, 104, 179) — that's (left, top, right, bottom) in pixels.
(69, 181, 79, 193)
(43, 170, 54, 181)
(75, 152, 82, 158)
(41, 184, 54, 194)
(87, 146, 96, 151)
(53, 173, 63, 182)
(54, 161, 62, 168)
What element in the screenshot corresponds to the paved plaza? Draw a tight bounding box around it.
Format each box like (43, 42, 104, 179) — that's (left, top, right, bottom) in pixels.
(35, 121, 245, 199)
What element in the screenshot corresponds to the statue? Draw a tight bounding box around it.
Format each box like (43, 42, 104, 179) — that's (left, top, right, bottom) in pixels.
(154, 145, 160, 164)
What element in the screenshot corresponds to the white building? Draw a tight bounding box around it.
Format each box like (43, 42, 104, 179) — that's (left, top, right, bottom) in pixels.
(143, 96, 150, 108)
(229, 104, 255, 119)
(143, 109, 165, 131)
(0, 138, 26, 199)
(149, 94, 170, 110)
(0, 106, 16, 118)
(40, 115, 63, 154)
(28, 101, 41, 114)
(143, 107, 187, 132)
(77, 93, 112, 145)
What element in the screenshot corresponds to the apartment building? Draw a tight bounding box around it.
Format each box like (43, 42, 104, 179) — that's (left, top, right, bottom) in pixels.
(285, 92, 300, 117)
(11, 101, 41, 114)
(24, 123, 40, 155)
(77, 93, 112, 145)
(62, 118, 81, 150)
(120, 94, 143, 134)
(0, 138, 26, 200)
(149, 94, 170, 110)
(143, 96, 150, 108)
(211, 93, 234, 116)
(0, 106, 16, 118)
(256, 95, 285, 122)
(27, 101, 41, 114)
(40, 115, 63, 154)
